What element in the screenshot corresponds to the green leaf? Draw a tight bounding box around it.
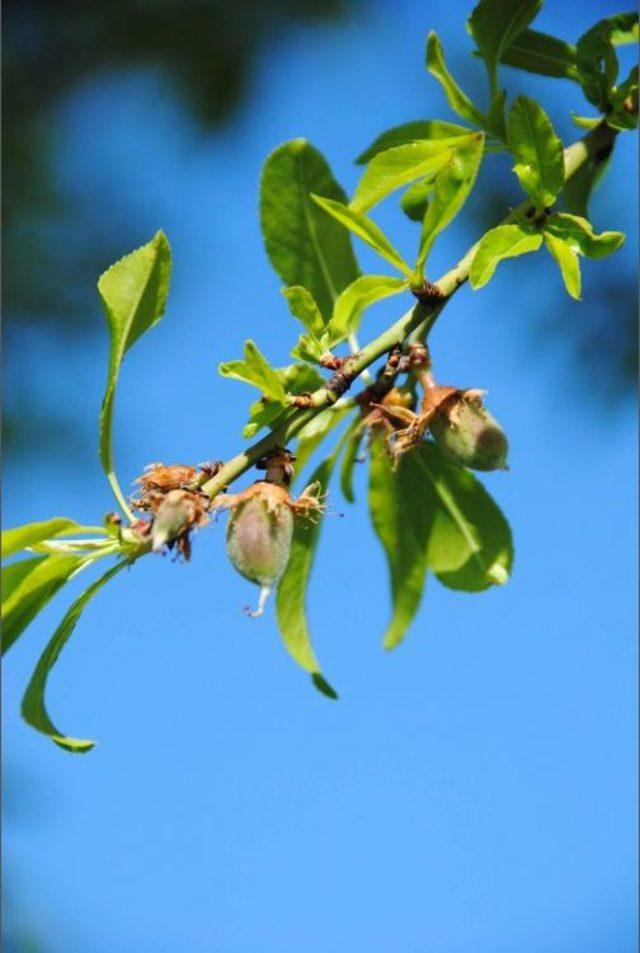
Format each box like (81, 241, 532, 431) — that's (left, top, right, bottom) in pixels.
(351, 138, 465, 212)
(243, 364, 324, 439)
(2, 518, 85, 559)
(562, 152, 612, 217)
(469, 222, 543, 288)
(219, 340, 287, 403)
(400, 177, 434, 222)
(426, 32, 488, 128)
(543, 233, 581, 300)
(368, 438, 434, 650)
(576, 14, 638, 108)
(260, 139, 359, 321)
(98, 231, 171, 517)
(327, 275, 408, 341)
(21, 560, 129, 752)
(544, 212, 625, 258)
(2, 554, 90, 655)
(355, 120, 471, 164)
(507, 96, 565, 206)
(486, 89, 507, 140)
(416, 134, 485, 269)
(340, 425, 365, 503)
(311, 195, 413, 277)
(497, 28, 578, 80)
(290, 333, 327, 366)
(275, 456, 339, 695)
(467, 0, 543, 93)
(418, 443, 513, 592)
(293, 406, 353, 479)
(281, 285, 326, 337)
(608, 65, 639, 130)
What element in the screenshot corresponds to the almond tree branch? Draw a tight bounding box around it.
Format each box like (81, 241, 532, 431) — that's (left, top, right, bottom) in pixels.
(200, 122, 617, 499)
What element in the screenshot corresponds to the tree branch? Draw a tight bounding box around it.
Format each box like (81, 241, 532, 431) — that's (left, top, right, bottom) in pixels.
(200, 121, 618, 499)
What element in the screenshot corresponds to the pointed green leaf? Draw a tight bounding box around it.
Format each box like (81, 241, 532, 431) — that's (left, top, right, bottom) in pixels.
(544, 233, 581, 299)
(219, 340, 287, 403)
(400, 177, 434, 222)
(260, 139, 359, 321)
(576, 14, 637, 108)
(2, 518, 85, 559)
(417, 443, 513, 592)
(417, 134, 485, 269)
(290, 333, 327, 366)
(368, 438, 434, 649)
(311, 195, 413, 277)
(275, 456, 339, 695)
(544, 212, 625, 258)
(426, 32, 488, 127)
(21, 560, 130, 752)
(352, 139, 465, 212)
(356, 120, 471, 164)
(98, 231, 171, 516)
(327, 275, 409, 341)
(467, 0, 543, 92)
(2, 554, 90, 655)
(340, 425, 365, 503)
(497, 28, 578, 79)
(507, 96, 565, 206)
(470, 222, 543, 288)
(282, 285, 326, 337)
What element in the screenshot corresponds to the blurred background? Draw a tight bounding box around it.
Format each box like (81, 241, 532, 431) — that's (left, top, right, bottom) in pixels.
(2, 0, 637, 950)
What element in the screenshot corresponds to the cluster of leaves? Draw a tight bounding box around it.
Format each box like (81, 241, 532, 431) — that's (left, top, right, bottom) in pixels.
(2, 0, 636, 751)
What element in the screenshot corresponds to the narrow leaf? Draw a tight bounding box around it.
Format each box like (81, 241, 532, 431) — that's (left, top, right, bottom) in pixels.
(275, 457, 339, 694)
(311, 196, 413, 277)
(468, 0, 543, 92)
(352, 139, 463, 212)
(21, 560, 130, 752)
(368, 439, 434, 649)
(219, 340, 287, 403)
(498, 28, 578, 80)
(417, 134, 485, 269)
(544, 212, 625, 259)
(340, 425, 365, 503)
(356, 120, 471, 164)
(507, 96, 565, 206)
(260, 139, 359, 320)
(470, 222, 543, 288)
(98, 231, 171, 515)
(576, 14, 637, 108)
(2, 518, 84, 558)
(544, 234, 581, 299)
(400, 177, 434, 222)
(327, 275, 408, 341)
(2, 555, 90, 655)
(293, 406, 352, 479)
(426, 32, 488, 127)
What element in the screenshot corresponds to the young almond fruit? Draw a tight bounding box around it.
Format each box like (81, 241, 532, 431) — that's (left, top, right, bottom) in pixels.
(213, 448, 323, 617)
(429, 390, 509, 471)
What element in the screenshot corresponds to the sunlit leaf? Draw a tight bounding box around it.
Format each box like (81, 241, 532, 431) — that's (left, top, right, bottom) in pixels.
(2, 554, 90, 655)
(260, 139, 359, 320)
(327, 275, 409, 341)
(21, 560, 130, 752)
(275, 455, 340, 696)
(311, 195, 413, 277)
(351, 139, 463, 212)
(281, 285, 326, 337)
(426, 32, 487, 127)
(98, 231, 171, 517)
(507, 96, 565, 206)
(2, 518, 86, 559)
(219, 340, 287, 403)
(416, 134, 484, 270)
(467, 0, 543, 92)
(544, 212, 625, 259)
(356, 120, 471, 164)
(469, 221, 543, 288)
(543, 233, 581, 299)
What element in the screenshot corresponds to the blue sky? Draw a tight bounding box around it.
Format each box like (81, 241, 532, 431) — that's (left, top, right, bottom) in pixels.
(3, 1, 637, 950)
